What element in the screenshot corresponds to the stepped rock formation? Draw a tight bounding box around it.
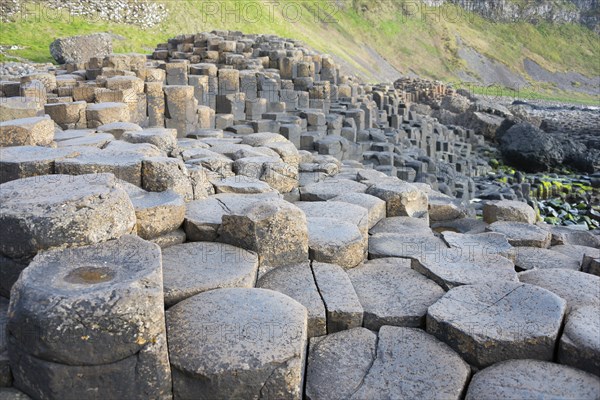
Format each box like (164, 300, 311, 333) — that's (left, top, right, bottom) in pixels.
(0, 30, 599, 399)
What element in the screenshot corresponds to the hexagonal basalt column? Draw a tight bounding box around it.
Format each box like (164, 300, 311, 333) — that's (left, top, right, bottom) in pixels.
(0, 174, 136, 260)
(219, 198, 309, 277)
(162, 242, 258, 307)
(427, 281, 566, 368)
(465, 360, 600, 400)
(366, 179, 429, 218)
(8, 235, 172, 400)
(167, 288, 307, 400)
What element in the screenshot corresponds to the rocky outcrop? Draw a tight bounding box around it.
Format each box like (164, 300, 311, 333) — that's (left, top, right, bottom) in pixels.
(497, 122, 598, 172)
(423, 0, 599, 32)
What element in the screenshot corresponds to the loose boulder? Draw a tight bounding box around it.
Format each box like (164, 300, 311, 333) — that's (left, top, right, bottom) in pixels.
(50, 33, 113, 64)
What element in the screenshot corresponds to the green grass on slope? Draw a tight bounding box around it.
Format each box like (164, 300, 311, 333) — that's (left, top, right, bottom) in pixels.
(0, 0, 597, 104)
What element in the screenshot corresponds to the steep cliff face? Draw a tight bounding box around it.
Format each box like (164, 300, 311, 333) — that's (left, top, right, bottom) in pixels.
(422, 0, 599, 32)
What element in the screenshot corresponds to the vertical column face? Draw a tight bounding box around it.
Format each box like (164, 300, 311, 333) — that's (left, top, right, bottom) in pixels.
(145, 82, 165, 128)
(189, 75, 209, 106)
(164, 85, 198, 137)
(165, 62, 189, 86)
(8, 236, 172, 400)
(218, 69, 240, 95)
(239, 72, 258, 102)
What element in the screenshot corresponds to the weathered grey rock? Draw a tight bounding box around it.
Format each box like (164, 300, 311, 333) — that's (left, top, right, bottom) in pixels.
(431, 218, 488, 234)
(311, 262, 363, 333)
(0, 298, 8, 387)
(259, 160, 298, 193)
(0, 146, 79, 184)
(183, 193, 279, 242)
(257, 262, 326, 337)
(369, 216, 431, 235)
(47, 129, 93, 143)
(183, 149, 235, 178)
(55, 148, 143, 186)
(442, 231, 514, 261)
(0, 97, 44, 122)
(220, 198, 309, 275)
(498, 123, 581, 172)
(0, 116, 54, 147)
(8, 235, 166, 365)
(123, 185, 185, 240)
(164, 85, 198, 137)
(0, 297, 8, 353)
(21, 73, 56, 93)
(330, 193, 386, 229)
(104, 140, 165, 157)
(350, 327, 470, 400)
(122, 128, 178, 154)
(186, 164, 215, 200)
(142, 157, 194, 201)
(239, 132, 287, 147)
(307, 217, 365, 269)
(0, 256, 28, 298)
(558, 304, 600, 376)
(44, 102, 87, 130)
(465, 359, 600, 400)
(348, 258, 445, 330)
(300, 179, 367, 201)
(514, 246, 581, 271)
(366, 179, 429, 218)
(0, 174, 135, 260)
(50, 33, 113, 64)
(412, 251, 517, 290)
(428, 196, 468, 222)
(233, 155, 281, 179)
(483, 200, 537, 224)
(162, 242, 258, 307)
(583, 255, 600, 276)
(150, 229, 186, 249)
(427, 281, 567, 368)
(183, 197, 227, 242)
(296, 201, 369, 244)
(264, 141, 300, 167)
(0, 388, 31, 399)
(10, 337, 171, 400)
(487, 221, 552, 248)
(166, 288, 307, 400)
(549, 225, 600, 247)
(212, 176, 276, 194)
(305, 328, 377, 400)
(97, 122, 143, 139)
(368, 232, 447, 260)
(518, 269, 600, 312)
(552, 244, 600, 268)
(0, 351, 10, 388)
(86, 102, 129, 128)
(55, 133, 114, 148)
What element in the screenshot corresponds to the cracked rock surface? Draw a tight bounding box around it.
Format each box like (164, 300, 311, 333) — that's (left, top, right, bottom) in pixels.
(427, 281, 567, 368)
(465, 359, 600, 400)
(166, 288, 307, 400)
